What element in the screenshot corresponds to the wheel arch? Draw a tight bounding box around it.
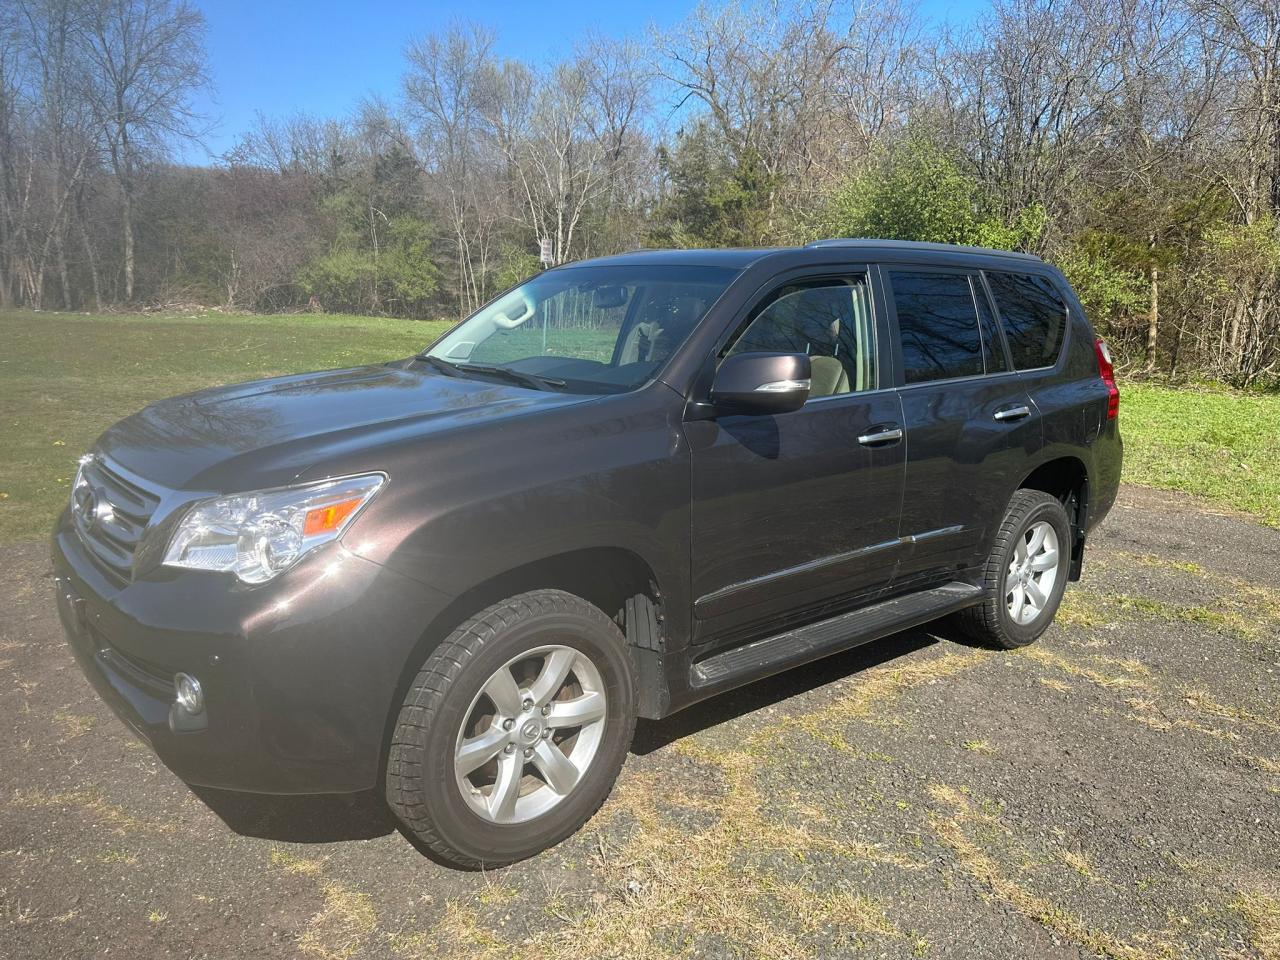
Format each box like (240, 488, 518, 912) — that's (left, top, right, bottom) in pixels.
(1017, 455, 1090, 580)
(377, 546, 664, 791)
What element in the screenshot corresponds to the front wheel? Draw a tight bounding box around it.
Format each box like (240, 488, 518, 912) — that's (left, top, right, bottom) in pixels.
(385, 590, 636, 868)
(955, 489, 1072, 649)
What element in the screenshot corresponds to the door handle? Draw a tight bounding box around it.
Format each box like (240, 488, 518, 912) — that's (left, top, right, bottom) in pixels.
(993, 405, 1031, 422)
(857, 426, 903, 446)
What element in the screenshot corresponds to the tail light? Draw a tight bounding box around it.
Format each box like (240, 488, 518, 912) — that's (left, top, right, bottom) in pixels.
(1094, 338, 1119, 420)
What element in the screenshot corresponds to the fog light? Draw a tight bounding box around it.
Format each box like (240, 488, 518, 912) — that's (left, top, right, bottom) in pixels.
(174, 673, 204, 714)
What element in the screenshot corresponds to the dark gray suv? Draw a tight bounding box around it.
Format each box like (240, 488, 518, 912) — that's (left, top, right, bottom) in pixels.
(52, 240, 1122, 867)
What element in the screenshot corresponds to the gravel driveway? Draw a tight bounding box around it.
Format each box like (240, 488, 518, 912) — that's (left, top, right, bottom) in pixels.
(2, 486, 1278, 960)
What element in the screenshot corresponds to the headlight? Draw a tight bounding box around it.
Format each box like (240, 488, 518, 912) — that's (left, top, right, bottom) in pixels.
(163, 474, 385, 584)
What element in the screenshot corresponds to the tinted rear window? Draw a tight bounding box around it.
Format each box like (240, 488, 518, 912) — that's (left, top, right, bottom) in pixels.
(986, 272, 1068, 370)
(890, 272, 985, 383)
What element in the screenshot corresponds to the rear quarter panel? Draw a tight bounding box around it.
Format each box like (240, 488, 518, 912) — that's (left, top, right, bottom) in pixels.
(1011, 269, 1121, 531)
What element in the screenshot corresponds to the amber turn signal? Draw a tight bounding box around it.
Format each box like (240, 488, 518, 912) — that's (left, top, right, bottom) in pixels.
(302, 498, 364, 537)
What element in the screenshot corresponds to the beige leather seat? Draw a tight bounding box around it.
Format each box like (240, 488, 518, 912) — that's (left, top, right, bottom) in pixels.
(809, 356, 849, 398)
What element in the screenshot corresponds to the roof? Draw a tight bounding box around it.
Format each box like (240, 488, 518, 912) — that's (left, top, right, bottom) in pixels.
(561, 239, 1043, 271)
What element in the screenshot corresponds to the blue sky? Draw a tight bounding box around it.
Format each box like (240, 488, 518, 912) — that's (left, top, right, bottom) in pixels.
(183, 0, 984, 164)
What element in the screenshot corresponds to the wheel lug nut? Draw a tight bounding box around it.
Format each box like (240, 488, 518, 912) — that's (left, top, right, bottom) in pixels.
(522, 698, 534, 711)
(502, 718, 515, 731)
(504, 744, 515, 754)
(541, 704, 552, 716)
(523, 747, 533, 758)
(542, 729, 552, 739)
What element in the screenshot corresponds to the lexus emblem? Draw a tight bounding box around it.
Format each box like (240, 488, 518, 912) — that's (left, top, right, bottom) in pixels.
(73, 482, 113, 529)
(72, 481, 96, 525)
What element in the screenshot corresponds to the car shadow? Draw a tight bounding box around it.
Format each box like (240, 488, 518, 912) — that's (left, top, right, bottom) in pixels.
(189, 624, 959, 847)
(188, 784, 396, 843)
(630, 625, 944, 755)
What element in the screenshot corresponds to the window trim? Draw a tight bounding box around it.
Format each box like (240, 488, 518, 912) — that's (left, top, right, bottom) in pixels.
(980, 268, 1073, 375)
(974, 271, 1015, 373)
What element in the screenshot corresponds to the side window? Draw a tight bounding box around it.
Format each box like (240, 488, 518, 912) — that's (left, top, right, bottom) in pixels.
(724, 276, 876, 398)
(889, 271, 987, 383)
(986, 272, 1068, 370)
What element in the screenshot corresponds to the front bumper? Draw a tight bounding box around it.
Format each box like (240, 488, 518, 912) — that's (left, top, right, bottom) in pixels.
(52, 508, 448, 794)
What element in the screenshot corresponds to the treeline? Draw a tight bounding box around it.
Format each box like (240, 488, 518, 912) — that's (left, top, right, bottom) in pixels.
(2, 0, 1279, 384)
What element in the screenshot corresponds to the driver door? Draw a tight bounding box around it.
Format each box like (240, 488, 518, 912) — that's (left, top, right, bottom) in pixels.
(686, 270, 906, 647)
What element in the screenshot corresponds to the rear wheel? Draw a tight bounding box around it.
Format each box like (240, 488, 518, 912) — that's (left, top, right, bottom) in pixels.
(386, 590, 635, 868)
(955, 489, 1071, 649)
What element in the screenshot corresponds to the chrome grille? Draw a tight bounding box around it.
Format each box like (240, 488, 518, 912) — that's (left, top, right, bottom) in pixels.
(72, 456, 162, 582)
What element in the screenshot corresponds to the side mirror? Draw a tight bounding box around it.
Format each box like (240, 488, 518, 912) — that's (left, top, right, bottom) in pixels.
(710, 352, 811, 415)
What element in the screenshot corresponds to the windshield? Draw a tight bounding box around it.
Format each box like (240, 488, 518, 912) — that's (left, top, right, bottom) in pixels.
(425, 264, 740, 393)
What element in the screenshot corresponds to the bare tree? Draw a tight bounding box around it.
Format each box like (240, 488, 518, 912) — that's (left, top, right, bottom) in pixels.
(82, 0, 207, 301)
(6, 0, 101, 309)
(1191, 0, 1280, 382)
(574, 32, 658, 255)
(933, 0, 1157, 248)
(0, 0, 1276, 384)
(656, 0, 920, 238)
(402, 22, 501, 313)
(488, 55, 641, 265)
(0, 4, 28, 308)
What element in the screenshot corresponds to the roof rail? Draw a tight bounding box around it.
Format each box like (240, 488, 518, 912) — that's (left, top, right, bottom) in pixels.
(804, 238, 1042, 261)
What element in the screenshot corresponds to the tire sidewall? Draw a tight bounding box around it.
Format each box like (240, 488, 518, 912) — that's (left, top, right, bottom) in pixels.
(995, 497, 1072, 646)
(409, 606, 633, 865)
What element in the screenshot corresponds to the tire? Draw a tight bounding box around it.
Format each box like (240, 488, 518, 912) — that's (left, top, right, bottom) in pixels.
(955, 489, 1072, 649)
(385, 589, 636, 869)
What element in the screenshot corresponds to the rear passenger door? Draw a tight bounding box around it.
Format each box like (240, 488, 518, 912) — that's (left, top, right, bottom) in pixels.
(883, 267, 1042, 587)
(984, 269, 1098, 453)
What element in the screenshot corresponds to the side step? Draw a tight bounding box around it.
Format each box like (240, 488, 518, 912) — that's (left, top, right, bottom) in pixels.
(690, 581, 982, 690)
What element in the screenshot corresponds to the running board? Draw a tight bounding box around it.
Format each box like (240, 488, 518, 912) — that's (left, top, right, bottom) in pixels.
(690, 581, 982, 690)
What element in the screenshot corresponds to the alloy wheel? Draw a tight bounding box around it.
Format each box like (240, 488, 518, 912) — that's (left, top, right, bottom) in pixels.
(454, 645, 607, 824)
(1005, 520, 1060, 626)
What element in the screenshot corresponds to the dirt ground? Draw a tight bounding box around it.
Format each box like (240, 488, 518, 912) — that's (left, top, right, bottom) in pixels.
(2, 485, 1278, 960)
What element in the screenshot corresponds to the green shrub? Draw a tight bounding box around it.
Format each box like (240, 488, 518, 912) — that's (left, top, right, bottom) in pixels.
(814, 139, 1044, 251)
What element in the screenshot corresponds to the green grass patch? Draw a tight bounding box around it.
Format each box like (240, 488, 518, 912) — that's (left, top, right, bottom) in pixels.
(1107, 593, 1235, 630)
(1121, 383, 1280, 526)
(0, 309, 451, 541)
(1117, 552, 1207, 576)
(1066, 588, 1278, 645)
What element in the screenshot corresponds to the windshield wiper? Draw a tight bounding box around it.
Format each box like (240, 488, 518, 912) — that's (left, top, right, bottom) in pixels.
(416, 354, 566, 391)
(454, 363, 567, 392)
(416, 354, 462, 377)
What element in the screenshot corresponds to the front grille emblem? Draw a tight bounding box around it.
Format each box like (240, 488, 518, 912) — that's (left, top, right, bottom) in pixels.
(73, 475, 115, 531)
(72, 479, 97, 527)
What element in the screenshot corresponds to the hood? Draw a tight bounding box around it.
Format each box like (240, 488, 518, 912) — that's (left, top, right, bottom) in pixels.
(96, 362, 593, 492)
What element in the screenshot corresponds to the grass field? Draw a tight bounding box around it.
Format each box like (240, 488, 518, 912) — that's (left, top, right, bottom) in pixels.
(1, 308, 1277, 540)
(0, 309, 451, 541)
(1122, 383, 1280, 527)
